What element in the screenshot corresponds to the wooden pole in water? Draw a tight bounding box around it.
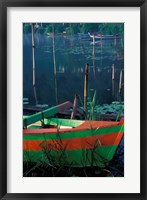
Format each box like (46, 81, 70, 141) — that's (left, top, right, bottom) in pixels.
(84, 63, 89, 113)
(112, 64, 115, 80)
(92, 35, 95, 57)
(92, 36, 96, 78)
(114, 34, 117, 46)
(93, 34, 95, 45)
(112, 79, 115, 97)
(119, 69, 123, 94)
(31, 23, 38, 105)
(71, 94, 78, 119)
(121, 37, 123, 49)
(52, 23, 58, 105)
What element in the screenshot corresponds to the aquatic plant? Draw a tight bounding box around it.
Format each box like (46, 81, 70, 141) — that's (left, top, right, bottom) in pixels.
(88, 90, 97, 120)
(23, 120, 120, 177)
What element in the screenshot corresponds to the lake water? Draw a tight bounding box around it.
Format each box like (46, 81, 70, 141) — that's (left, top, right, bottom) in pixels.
(23, 33, 124, 107)
(23, 33, 124, 176)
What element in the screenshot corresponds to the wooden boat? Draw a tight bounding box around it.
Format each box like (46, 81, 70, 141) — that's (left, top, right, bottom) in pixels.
(88, 32, 119, 40)
(23, 102, 124, 168)
(23, 101, 86, 119)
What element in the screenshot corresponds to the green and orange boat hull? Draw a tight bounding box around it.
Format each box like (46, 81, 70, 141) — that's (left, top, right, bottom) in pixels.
(23, 117, 124, 168)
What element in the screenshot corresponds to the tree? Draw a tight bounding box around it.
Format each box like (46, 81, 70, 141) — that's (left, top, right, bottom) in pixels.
(80, 23, 100, 33)
(23, 23, 31, 33)
(99, 23, 124, 36)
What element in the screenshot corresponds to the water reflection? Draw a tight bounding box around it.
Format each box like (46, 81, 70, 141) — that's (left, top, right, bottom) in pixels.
(23, 33, 124, 106)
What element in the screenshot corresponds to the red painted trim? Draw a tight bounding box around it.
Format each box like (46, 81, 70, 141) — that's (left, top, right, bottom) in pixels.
(57, 101, 73, 112)
(23, 131, 124, 151)
(120, 118, 124, 125)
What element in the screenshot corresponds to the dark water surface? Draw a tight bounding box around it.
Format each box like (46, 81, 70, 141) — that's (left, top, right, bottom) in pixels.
(23, 33, 124, 107)
(23, 33, 124, 176)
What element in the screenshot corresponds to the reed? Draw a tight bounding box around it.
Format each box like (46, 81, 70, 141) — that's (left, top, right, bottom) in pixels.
(84, 64, 89, 114)
(119, 69, 123, 94)
(89, 90, 97, 120)
(23, 130, 123, 177)
(23, 107, 124, 177)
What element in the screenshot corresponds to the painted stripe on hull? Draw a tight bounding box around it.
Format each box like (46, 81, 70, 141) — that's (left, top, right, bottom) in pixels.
(23, 145, 118, 167)
(23, 131, 123, 151)
(23, 125, 124, 140)
(24, 121, 122, 135)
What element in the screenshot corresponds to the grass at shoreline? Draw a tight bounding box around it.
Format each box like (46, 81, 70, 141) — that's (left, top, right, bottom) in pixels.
(23, 138, 124, 177)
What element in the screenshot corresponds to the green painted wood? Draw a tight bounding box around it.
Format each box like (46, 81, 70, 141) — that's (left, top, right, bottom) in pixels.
(23, 125, 124, 140)
(23, 102, 73, 127)
(47, 118, 84, 128)
(23, 106, 58, 127)
(23, 145, 117, 167)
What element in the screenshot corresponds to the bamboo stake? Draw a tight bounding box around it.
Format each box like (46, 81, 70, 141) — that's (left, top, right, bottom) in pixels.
(114, 34, 116, 46)
(71, 94, 78, 119)
(93, 34, 95, 45)
(92, 37, 96, 78)
(52, 23, 58, 105)
(119, 69, 123, 94)
(31, 23, 38, 105)
(84, 64, 89, 113)
(112, 64, 115, 80)
(112, 79, 115, 97)
(92, 36, 95, 56)
(121, 37, 123, 49)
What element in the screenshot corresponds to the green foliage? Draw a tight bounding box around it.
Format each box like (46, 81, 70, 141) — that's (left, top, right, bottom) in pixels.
(65, 23, 81, 35)
(88, 91, 97, 120)
(23, 23, 124, 36)
(44, 24, 52, 34)
(99, 23, 124, 36)
(96, 101, 124, 116)
(80, 23, 100, 33)
(36, 27, 46, 34)
(23, 23, 31, 33)
(54, 23, 65, 33)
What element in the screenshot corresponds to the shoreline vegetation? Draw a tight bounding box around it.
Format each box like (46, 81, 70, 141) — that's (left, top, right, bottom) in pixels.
(23, 22, 124, 177)
(23, 101, 124, 177)
(23, 23, 124, 36)
(23, 137, 124, 177)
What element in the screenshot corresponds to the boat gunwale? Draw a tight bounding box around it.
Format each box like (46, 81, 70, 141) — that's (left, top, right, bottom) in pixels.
(23, 120, 123, 135)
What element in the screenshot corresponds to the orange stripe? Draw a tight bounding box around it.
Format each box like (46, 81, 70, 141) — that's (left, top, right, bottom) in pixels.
(23, 132, 124, 151)
(24, 127, 72, 134)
